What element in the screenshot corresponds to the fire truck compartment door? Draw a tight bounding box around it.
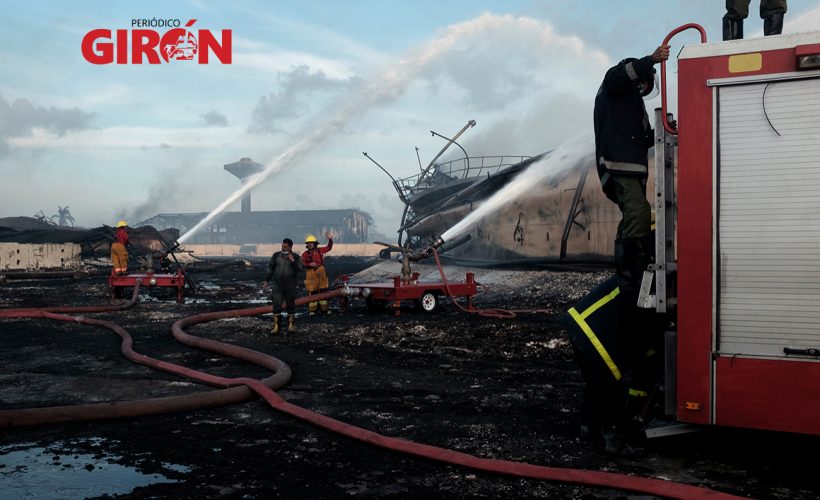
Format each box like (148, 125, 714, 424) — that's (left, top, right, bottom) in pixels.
(717, 76, 820, 358)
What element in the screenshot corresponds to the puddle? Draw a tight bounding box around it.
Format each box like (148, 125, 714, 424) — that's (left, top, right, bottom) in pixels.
(0, 438, 189, 499)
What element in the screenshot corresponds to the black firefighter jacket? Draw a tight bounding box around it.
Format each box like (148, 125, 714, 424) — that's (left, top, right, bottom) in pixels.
(593, 55, 656, 199)
(265, 251, 304, 293)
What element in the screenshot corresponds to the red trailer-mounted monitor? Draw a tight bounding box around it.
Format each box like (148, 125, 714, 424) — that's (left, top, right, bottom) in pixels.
(676, 32, 820, 435)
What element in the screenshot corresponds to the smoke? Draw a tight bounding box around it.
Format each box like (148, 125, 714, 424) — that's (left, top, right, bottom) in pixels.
(786, 5, 820, 34)
(442, 131, 594, 242)
(179, 13, 609, 244)
(417, 14, 608, 113)
(201, 110, 228, 127)
(459, 93, 593, 157)
(117, 165, 197, 226)
(249, 65, 362, 133)
(0, 93, 94, 156)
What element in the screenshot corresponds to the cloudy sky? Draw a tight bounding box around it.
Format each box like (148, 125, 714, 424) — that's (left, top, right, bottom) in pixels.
(1, 1, 818, 239)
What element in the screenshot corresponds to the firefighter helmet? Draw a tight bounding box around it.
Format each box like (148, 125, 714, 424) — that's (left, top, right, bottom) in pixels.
(116, 220, 128, 228)
(305, 234, 318, 244)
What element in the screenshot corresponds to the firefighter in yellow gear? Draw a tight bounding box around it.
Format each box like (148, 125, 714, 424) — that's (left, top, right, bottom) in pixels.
(301, 231, 333, 315)
(111, 220, 130, 276)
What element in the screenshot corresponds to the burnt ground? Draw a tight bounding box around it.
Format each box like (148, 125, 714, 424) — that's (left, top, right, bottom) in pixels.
(0, 256, 818, 499)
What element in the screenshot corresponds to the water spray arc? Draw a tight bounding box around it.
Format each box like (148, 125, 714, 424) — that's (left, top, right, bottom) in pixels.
(438, 132, 595, 245)
(179, 13, 607, 244)
(178, 29, 481, 244)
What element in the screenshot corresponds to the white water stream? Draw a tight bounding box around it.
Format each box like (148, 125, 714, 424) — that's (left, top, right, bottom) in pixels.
(179, 17, 501, 243)
(178, 14, 605, 244)
(441, 132, 595, 243)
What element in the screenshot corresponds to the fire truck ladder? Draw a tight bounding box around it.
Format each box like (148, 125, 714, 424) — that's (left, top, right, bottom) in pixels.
(638, 108, 677, 314)
(638, 108, 690, 437)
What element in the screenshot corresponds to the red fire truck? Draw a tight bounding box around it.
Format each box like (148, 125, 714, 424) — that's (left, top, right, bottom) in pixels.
(646, 26, 820, 436)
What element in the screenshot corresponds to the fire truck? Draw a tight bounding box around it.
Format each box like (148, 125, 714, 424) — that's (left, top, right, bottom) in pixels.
(644, 26, 820, 436)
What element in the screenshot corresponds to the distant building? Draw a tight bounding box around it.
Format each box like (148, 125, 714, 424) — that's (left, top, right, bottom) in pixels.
(138, 210, 371, 245)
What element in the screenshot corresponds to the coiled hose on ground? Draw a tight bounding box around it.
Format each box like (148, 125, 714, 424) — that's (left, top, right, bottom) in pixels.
(0, 284, 743, 498)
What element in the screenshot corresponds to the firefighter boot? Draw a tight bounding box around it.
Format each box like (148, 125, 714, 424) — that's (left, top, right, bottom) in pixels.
(601, 425, 645, 458)
(308, 300, 318, 316)
(320, 300, 330, 316)
(616, 238, 651, 296)
(722, 16, 743, 40)
(272, 314, 281, 335)
(764, 13, 784, 36)
(288, 315, 296, 333)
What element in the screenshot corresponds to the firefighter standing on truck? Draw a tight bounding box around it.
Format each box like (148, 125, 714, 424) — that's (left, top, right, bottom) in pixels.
(723, 0, 787, 40)
(571, 44, 671, 458)
(111, 220, 130, 276)
(302, 231, 334, 315)
(594, 46, 669, 271)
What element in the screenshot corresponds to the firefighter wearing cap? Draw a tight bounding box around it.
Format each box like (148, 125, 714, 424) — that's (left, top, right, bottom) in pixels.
(582, 45, 670, 458)
(111, 220, 130, 276)
(301, 231, 333, 315)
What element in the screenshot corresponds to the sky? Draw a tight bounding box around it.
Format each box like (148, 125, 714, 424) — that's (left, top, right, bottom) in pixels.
(1, 0, 818, 240)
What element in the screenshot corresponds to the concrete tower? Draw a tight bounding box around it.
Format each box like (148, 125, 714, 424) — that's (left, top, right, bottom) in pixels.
(224, 157, 264, 213)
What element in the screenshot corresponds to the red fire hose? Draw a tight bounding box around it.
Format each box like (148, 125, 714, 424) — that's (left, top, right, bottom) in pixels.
(0, 282, 300, 427)
(429, 248, 550, 318)
(661, 23, 707, 134)
(1, 278, 143, 316)
(0, 286, 744, 497)
(0, 288, 352, 426)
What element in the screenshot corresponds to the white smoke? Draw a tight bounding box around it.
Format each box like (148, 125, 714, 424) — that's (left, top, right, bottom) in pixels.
(441, 131, 594, 242)
(179, 13, 609, 243)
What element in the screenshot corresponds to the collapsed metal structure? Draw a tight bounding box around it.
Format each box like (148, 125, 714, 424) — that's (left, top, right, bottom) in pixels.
(371, 121, 621, 267)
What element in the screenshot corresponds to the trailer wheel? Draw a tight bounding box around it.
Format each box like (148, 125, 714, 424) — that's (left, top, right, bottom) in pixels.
(418, 292, 438, 313)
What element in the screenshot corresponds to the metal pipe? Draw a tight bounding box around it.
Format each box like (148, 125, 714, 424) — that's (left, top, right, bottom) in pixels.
(660, 23, 707, 134)
(362, 152, 398, 183)
(438, 234, 471, 254)
(416, 120, 476, 186)
(560, 168, 589, 260)
(430, 130, 470, 178)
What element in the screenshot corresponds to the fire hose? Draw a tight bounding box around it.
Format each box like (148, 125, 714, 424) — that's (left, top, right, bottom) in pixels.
(429, 247, 551, 318)
(2, 278, 143, 316)
(0, 287, 743, 498)
(0, 280, 299, 426)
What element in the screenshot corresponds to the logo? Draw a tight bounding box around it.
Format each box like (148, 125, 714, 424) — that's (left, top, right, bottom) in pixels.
(82, 19, 231, 65)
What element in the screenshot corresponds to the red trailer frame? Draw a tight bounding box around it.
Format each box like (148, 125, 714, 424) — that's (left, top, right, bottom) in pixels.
(675, 32, 820, 435)
(343, 272, 478, 316)
(109, 269, 187, 304)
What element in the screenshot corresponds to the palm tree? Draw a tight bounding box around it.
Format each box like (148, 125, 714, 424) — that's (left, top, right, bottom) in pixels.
(51, 206, 76, 227)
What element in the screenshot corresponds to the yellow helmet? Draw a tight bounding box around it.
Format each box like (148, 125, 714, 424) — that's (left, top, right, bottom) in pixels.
(305, 234, 318, 244)
(116, 220, 128, 228)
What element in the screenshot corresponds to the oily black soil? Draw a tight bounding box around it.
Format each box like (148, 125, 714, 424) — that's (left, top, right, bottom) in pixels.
(0, 257, 817, 499)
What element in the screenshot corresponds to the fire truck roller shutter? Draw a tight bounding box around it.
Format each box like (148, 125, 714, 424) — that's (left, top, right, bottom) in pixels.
(717, 76, 820, 358)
